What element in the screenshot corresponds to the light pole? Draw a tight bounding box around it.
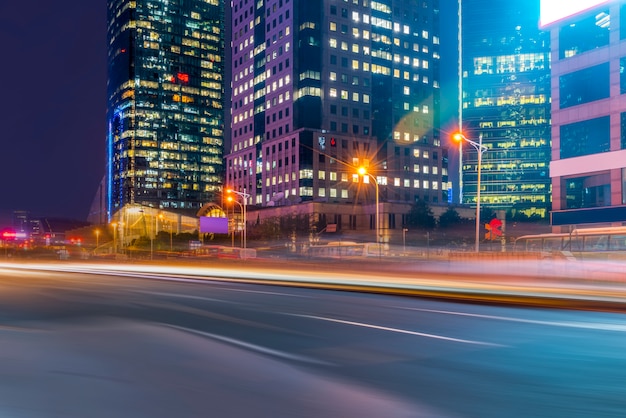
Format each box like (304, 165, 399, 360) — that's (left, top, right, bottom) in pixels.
(458, 0, 464, 204)
(402, 228, 408, 253)
(227, 189, 250, 250)
(150, 212, 159, 260)
(357, 167, 380, 250)
(159, 214, 172, 252)
(169, 222, 173, 252)
(453, 133, 487, 252)
(95, 229, 100, 254)
(111, 222, 117, 254)
(458, 139, 463, 204)
(227, 196, 244, 248)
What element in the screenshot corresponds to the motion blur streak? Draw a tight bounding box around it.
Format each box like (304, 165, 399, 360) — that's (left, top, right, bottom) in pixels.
(291, 314, 505, 346)
(1, 265, 625, 417)
(402, 307, 626, 331)
(163, 324, 333, 365)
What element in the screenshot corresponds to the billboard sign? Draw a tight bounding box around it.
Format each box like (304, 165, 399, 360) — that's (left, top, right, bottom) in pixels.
(540, 0, 610, 27)
(199, 217, 229, 234)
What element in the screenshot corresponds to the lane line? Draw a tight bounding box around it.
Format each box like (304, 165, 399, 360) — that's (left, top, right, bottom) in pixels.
(132, 290, 240, 305)
(216, 287, 312, 298)
(23, 266, 313, 299)
(399, 307, 626, 332)
(290, 314, 505, 347)
(161, 323, 333, 365)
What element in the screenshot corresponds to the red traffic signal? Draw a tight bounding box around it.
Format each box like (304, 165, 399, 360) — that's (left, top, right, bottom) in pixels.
(484, 218, 503, 241)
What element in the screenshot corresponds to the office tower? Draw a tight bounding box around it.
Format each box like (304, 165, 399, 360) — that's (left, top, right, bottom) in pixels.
(226, 0, 446, 208)
(542, 1, 626, 229)
(106, 0, 225, 220)
(461, 0, 551, 219)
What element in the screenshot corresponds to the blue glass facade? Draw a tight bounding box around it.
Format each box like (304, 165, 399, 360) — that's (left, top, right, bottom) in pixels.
(462, 0, 552, 219)
(107, 0, 224, 219)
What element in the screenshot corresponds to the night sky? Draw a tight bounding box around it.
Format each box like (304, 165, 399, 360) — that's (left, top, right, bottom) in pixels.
(0, 2, 107, 225)
(0, 1, 459, 227)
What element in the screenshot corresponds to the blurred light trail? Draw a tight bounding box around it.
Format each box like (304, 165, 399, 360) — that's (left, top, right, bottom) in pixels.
(291, 314, 505, 347)
(401, 307, 626, 331)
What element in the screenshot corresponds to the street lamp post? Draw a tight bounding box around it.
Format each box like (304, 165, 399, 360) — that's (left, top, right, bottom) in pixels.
(159, 214, 172, 252)
(95, 229, 100, 254)
(150, 212, 159, 260)
(169, 223, 173, 252)
(453, 133, 487, 252)
(111, 222, 117, 254)
(357, 167, 380, 251)
(227, 196, 244, 248)
(402, 228, 408, 253)
(227, 189, 250, 250)
(458, 139, 463, 204)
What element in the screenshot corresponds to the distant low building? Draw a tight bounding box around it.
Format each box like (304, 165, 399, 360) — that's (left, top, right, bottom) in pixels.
(10, 211, 90, 244)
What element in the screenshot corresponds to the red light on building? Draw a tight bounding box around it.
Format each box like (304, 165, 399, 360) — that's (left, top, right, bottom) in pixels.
(330, 137, 337, 147)
(177, 72, 189, 83)
(1, 229, 16, 240)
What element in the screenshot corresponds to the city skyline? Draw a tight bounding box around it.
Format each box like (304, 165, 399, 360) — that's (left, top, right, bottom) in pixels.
(0, 1, 458, 226)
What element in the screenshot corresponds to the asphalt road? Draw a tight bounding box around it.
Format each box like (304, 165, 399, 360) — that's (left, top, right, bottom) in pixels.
(0, 265, 625, 417)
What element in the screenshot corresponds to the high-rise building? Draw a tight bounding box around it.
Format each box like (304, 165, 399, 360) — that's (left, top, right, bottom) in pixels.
(460, 0, 552, 219)
(226, 0, 446, 209)
(106, 0, 225, 220)
(542, 0, 626, 229)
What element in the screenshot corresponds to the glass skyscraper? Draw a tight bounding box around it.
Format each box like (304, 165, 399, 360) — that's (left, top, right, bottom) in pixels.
(226, 0, 447, 209)
(461, 0, 551, 219)
(106, 0, 225, 220)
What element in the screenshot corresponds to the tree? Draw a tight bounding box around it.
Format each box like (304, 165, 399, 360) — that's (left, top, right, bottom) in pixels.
(405, 199, 436, 230)
(438, 207, 463, 229)
(480, 206, 496, 223)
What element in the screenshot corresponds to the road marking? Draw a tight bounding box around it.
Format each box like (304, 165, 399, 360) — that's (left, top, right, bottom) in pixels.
(291, 314, 504, 347)
(400, 307, 626, 332)
(161, 323, 333, 365)
(217, 287, 312, 298)
(132, 290, 240, 304)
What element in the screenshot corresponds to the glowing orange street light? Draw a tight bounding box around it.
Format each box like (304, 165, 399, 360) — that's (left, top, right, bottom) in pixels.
(110, 222, 118, 254)
(227, 195, 244, 248)
(226, 188, 250, 250)
(357, 167, 380, 249)
(452, 133, 487, 252)
(94, 229, 100, 253)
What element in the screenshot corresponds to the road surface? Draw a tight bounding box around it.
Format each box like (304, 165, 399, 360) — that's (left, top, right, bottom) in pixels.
(0, 263, 624, 417)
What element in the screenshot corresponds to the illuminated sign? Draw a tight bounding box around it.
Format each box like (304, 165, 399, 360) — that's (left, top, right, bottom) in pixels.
(540, 0, 610, 27)
(1, 230, 16, 240)
(199, 217, 229, 234)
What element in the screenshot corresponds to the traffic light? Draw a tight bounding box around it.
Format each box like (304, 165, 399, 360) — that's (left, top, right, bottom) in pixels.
(330, 137, 337, 147)
(485, 218, 503, 241)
